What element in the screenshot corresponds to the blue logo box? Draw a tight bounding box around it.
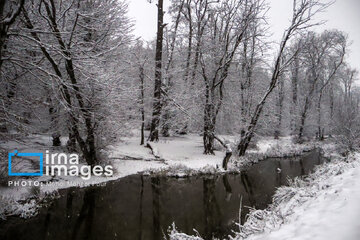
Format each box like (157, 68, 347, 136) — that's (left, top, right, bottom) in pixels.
(8, 150, 43, 176)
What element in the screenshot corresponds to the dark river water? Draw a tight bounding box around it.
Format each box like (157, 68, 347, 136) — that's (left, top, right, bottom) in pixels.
(0, 150, 325, 240)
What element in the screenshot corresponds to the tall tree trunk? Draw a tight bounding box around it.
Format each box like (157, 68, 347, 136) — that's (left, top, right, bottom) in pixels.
(180, 0, 193, 134)
(203, 86, 215, 154)
(191, 37, 201, 84)
(290, 56, 298, 134)
(139, 65, 145, 145)
(183, 1, 192, 83)
(149, 0, 164, 142)
(240, 52, 248, 137)
(67, 128, 77, 152)
(161, 0, 184, 137)
(274, 77, 284, 139)
(317, 91, 324, 140)
(298, 97, 310, 140)
(240, 81, 246, 138)
(190, 15, 206, 85)
(298, 73, 317, 141)
(330, 82, 334, 120)
(47, 94, 61, 146)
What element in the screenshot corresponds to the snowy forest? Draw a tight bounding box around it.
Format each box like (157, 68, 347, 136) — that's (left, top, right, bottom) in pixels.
(0, 0, 360, 240)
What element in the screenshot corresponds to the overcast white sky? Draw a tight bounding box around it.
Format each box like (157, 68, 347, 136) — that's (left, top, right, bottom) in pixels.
(128, 0, 360, 70)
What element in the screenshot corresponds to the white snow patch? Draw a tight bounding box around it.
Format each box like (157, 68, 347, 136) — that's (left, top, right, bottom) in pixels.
(245, 153, 360, 240)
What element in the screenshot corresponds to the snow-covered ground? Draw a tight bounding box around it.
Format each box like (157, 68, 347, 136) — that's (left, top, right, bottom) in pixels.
(108, 134, 223, 170)
(0, 133, 319, 219)
(169, 146, 360, 240)
(243, 152, 360, 240)
(109, 134, 317, 174)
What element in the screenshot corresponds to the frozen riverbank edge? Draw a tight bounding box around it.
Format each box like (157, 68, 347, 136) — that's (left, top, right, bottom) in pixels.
(169, 145, 360, 240)
(0, 134, 337, 220)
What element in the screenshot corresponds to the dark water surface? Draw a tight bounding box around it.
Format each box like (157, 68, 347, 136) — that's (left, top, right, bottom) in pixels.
(0, 150, 325, 240)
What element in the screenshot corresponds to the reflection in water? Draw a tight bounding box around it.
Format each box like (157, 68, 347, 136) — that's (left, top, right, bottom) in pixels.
(222, 174, 232, 202)
(300, 158, 305, 175)
(71, 189, 96, 240)
(138, 176, 144, 240)
(203, 177, 221, 240)
(41, 202, 52, 240)
(66, 191, 74, 239)
(151, 177, 161, 240)
(241, 172, 256, 209)
(0, 150, 325, 240)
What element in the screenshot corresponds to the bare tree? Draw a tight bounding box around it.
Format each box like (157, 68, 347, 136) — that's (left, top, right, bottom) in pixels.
(334, 68, 360, 150)
(182, 0, 194, 83)
(149, 0, 165, 141)
(18, 0, 131, 165)
(198, 0, 261, 154)
(132, 41, 150, 145)
(161, 0, 185, 137)
(274, 73, 285, 139)
(237, 0, 331, 156)
(315, 31, 346, 140)
(297, 31, 346, 141)
(289, 39, 302, 135)
(239, 4, 268, 139)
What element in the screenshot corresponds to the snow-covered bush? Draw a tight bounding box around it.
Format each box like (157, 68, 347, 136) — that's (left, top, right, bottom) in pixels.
(168, 223, 205, 240)
(144, 164, 224, 178)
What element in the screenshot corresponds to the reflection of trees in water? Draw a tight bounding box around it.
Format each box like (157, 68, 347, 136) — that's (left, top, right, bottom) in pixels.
(315, 150, 323, 165)
(66, 191, 74, 220)
(240, 172, 256, 208)
(66, 191, 74, 239)
(299, 150, 322, 176)
(138, 175, 144, 240)
(71, 188, 96, 240)
(299, 158, 305, 175)
(222, 174, 232, 201)
(151, 177, 161, 240)
(41, 202, 53, 240)
(41, 191, 73, 240)
(203, 177, 221, 240)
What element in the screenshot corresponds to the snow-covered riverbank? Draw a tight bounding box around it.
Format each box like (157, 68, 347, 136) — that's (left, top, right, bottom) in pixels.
(0, 133, 322, 219)
(245, 152, 360, 239)
(169, 144, 360, 240)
